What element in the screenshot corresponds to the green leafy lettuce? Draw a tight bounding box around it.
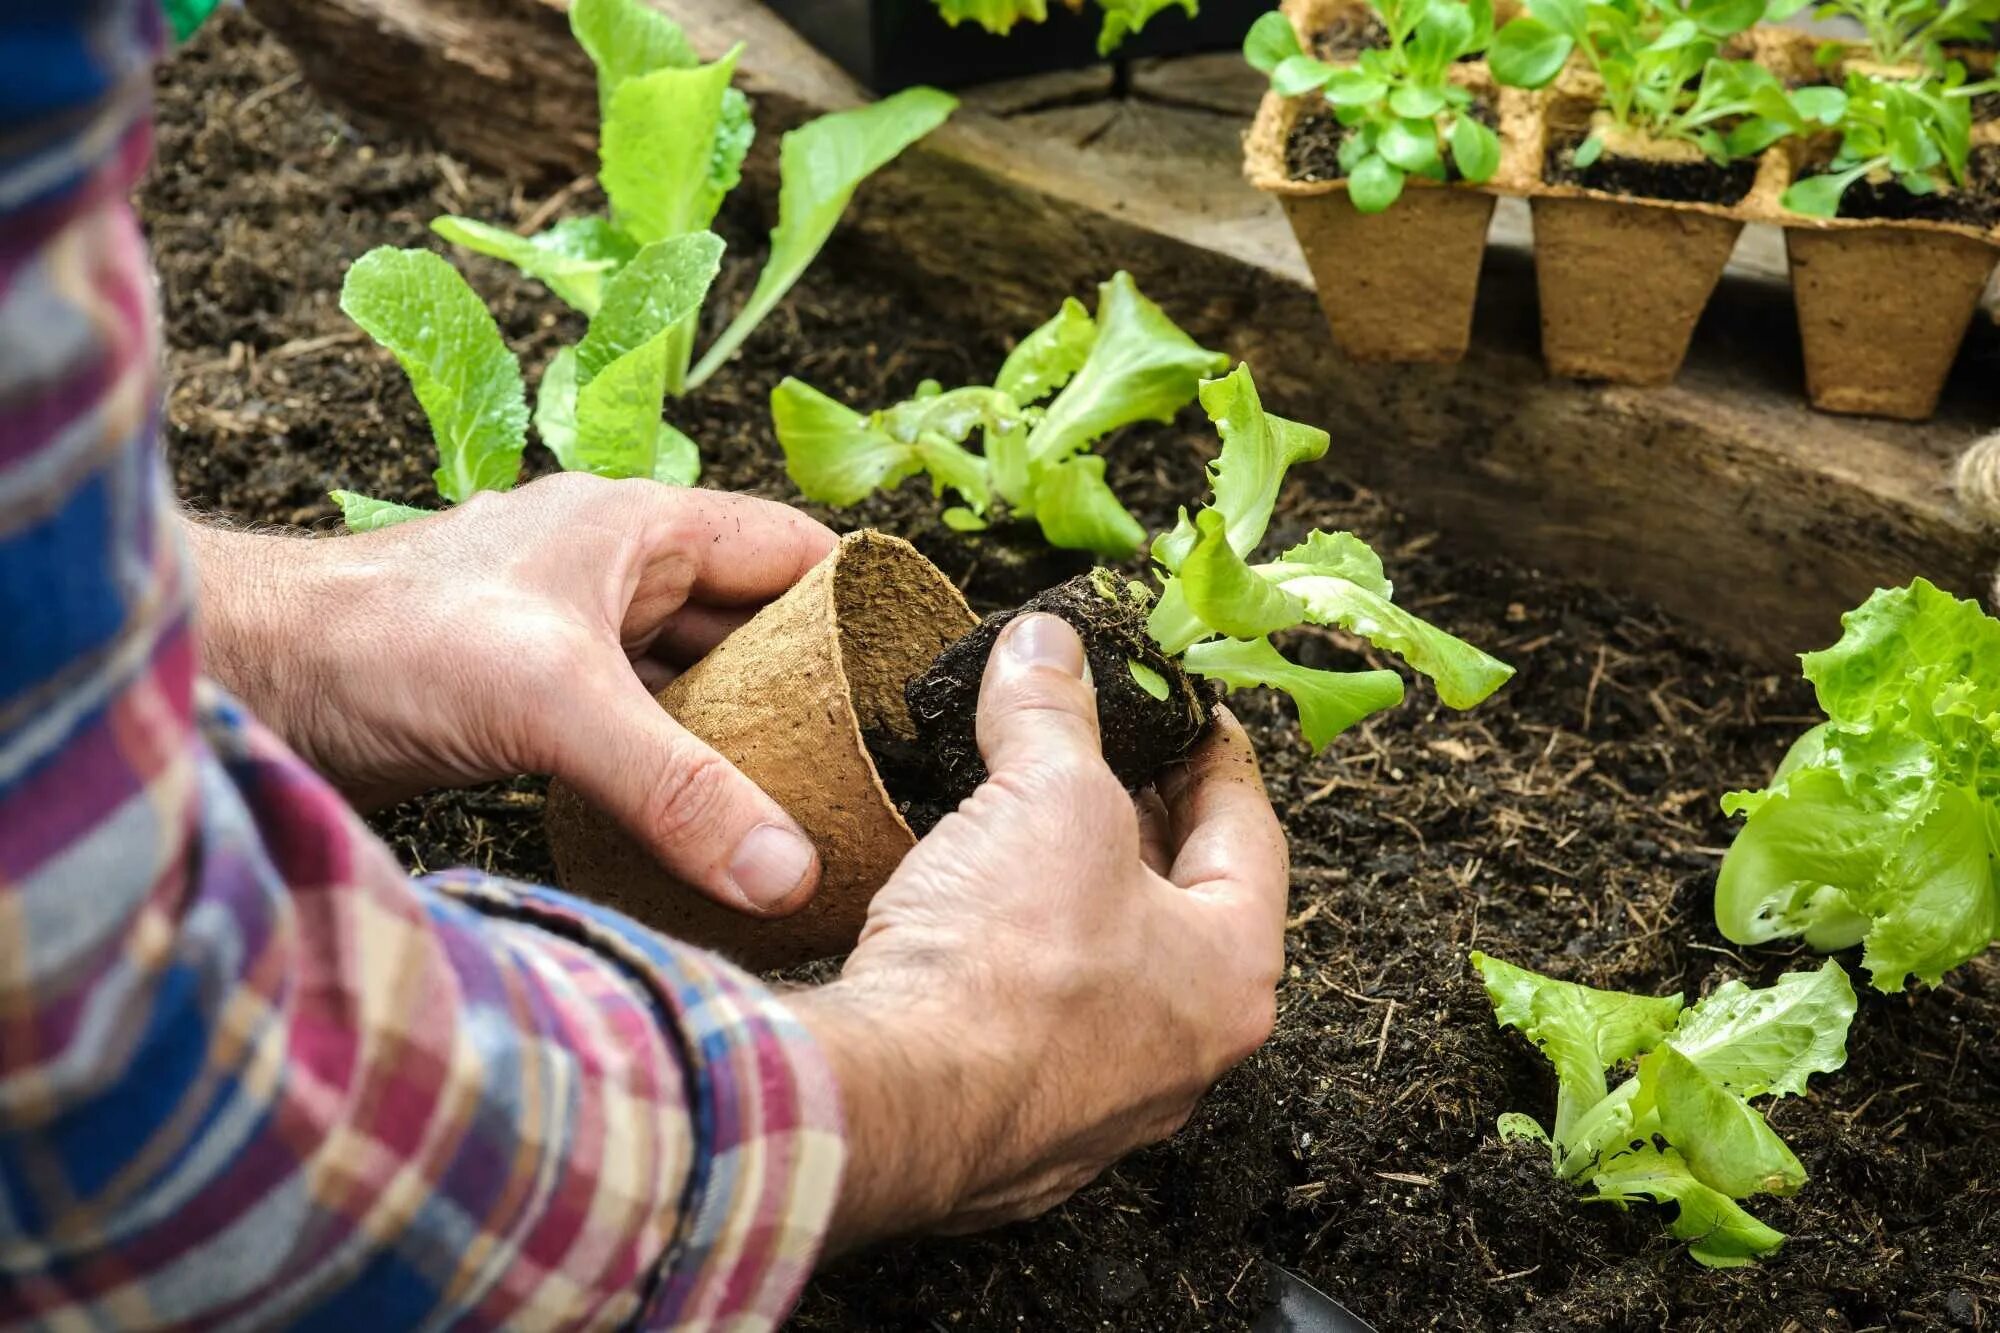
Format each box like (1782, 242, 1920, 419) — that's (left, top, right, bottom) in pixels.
(1147, 365, 1515, 746)
(1717, 579, 2000, 991)
(1473, 954, 1857, 1267)
(772, 272, 1227, 558)
(1776, 65, 1994, 219)
(935, 0, 1197, 55)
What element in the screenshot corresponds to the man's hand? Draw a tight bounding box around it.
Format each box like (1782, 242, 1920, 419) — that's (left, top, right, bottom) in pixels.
(187, 474, 836, 916)
(794, 613, 1288, 1248)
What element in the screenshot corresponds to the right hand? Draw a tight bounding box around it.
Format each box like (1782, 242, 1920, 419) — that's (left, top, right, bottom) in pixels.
(795, 612, 1289, 1248)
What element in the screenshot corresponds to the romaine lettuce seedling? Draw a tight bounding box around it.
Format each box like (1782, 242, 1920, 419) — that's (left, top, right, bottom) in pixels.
(1769, 0, 2000, 73)
(1717, 579, 2000, 991)
(1777, 66, 1993, 217)
(1472, 953, 1856, 1268)
(935, 0, 1198, 55)
(899, 363, 1516, 811)
(1490, 0, 1795, 169)
(773, 272, 1228, 559)
(332, 0, 953, 530)
(1246, 0, 1504, 213)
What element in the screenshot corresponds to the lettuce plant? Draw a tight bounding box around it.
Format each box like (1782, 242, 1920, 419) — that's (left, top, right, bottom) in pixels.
(1141, 365, 1514, 742)
(1473, 954, 1856, 1268)
(332, 0, 952, 530)
(1770, 0, 2000, 72)
(935, 0, 1197, 54)
(1777, 66, 1992, 217)
(773, 273, 1227, 558)
(1489, 0, 1795, 168)
(1246, 0, 1503, 213)
(1717, 579, 2000, 991)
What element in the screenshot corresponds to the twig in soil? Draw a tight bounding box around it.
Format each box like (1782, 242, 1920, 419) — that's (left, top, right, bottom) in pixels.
(1224, 1254, 1258, 1303)
(233, 71, 300, 121)
(1582, 643, 1609, 732)
(1485, 1266, 1539, 1283)
(1372, 1000, 1396, 1072)
(1686, 940, 1758, 971)
(517, 174, 595, 235)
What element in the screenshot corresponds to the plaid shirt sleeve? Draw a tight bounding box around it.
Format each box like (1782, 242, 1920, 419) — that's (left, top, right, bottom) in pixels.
(0, 5, 845, 1330)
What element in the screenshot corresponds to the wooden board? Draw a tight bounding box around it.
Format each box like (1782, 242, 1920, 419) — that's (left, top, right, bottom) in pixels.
(244, 0, 2000, 664)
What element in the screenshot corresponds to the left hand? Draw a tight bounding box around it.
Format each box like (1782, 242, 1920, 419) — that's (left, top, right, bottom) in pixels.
(187, 473, 838, 916)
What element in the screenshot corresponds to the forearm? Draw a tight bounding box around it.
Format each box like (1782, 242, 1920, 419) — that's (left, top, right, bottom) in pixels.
(183, 518, 333, 724)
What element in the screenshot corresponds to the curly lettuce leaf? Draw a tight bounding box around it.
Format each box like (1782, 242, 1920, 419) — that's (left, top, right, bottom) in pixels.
(1153, 364, 1329, 573)
(331, 491, 432, 532)
(689, 88, 957, 391)
(1638, 1046, 1804, 1199)
(1662, 960, 1857, 1101)
(430, 216, 637, 317)
(574, 233, 725, 381)
(339, 247, 527, 503)
(1181, 638, 1404, 750)
(600, 49, 745, 248)
(933, 0, 1052, 34)
(1030, 454, 1147, 556)
(773, 378, 996, 513)
(1718, 579, 2000, 990)
(1096, 0, 1198, 54)
(571, 0, 698, 115)
(1178, 508, 1307, 641)
(1586, 1145, 1788, 1269)
(997, 296, 1096, 405)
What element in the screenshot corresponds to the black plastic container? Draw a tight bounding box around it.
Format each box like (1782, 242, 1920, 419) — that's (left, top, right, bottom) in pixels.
(765, 0, 1271, 91)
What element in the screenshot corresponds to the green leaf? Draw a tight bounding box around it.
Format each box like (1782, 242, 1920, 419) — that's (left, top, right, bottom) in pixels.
(1182, 637, 1406, 750)
(1490, 15, 1574, 88)
(1271, 54, 1340, 96)
(933, 0, 1051, 34)
(574, 233, 725, 381)
(430, 216, 638, 317)
(1390, 84, 1448, 119)
(1451, 115, 1502, 183)
(1471, 952, 1685, 1143)
(1030, 454, 1148, 557)
(331, 491, 432, 531)
(996, 296, 1097, 405)
(600, 49, 744, 246)
(1022, 271, 1228, 469)
(1379, 117, 1443, 175)
(1640, 1046, 1805, 1198)
(1324, 67, 1392, 106)
(1129, 659, 1171, 701)
(651, 421, 702, 486)
(571, 0, 697, 117)
(572, 336, 680, 480)
(942, 506, 988, 532)
(1244, 10, 1304, 74)
(1273, 567, 1515, 709)
(1179, 509, 1309, 641)
(772, 377, 928, 505)
(689, 88, 957, 391)
(1152, 364, 1330, 573)
(536, 346, 582, 466)
(1095, 0, 1196, 55)
(1790, 85, 1847, 125)
(1780, 167, 1859, 218)
(1587, 1146, 1788, 1268)
(1346, 152, 1405, 212)
(1572, 132, 1605, 169)
(339, 247, 527, 504)
(1662, 960, 1858, 1100)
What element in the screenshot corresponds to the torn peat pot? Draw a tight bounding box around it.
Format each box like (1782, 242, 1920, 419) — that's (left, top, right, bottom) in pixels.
(546, 531, 977, 970)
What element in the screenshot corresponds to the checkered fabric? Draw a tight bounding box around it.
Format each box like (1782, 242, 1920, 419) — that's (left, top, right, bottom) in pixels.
(0, 4, 844, 1328)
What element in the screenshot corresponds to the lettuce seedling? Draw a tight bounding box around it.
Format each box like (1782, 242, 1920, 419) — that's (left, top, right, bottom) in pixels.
(1246, 0, 1503, 213)
(1717, 579, 2000, 991)
(1472, 954, 1856, 1268)
(1769, 0, 2000, 73)
(1145, 364, 1515, 744)
(772, 272, 1228, 558)
(1489, 0, 1795, 168)
(934, 0, 1198, 55)
(1777, 66, 1994, 217)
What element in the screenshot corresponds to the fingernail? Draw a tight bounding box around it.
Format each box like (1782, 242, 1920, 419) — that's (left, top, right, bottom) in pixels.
(729, 823, 817, 910)
(1003, 613, 1084, 677)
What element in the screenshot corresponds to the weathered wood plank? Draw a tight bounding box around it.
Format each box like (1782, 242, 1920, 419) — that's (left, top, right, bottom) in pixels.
(243, 0, 2000, 663)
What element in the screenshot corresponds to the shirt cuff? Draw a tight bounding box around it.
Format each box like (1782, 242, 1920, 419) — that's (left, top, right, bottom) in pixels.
(429, 871, 844, 1331)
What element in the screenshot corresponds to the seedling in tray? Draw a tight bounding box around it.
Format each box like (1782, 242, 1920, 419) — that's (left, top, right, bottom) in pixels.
(1244, 0, 1504, 213)
(935, 0, 1199, 54)
(1778, 64, 1995, 218)
(1770, 0, 2000, 74)
(886, 363, 1516, 822)
(1716, 579, 2000, 991)
(1472, 954, 1857, 1268)
(773, 272, 1228, 559)
(1490, 0, 1795, 172)
(329, 0, 953, 530)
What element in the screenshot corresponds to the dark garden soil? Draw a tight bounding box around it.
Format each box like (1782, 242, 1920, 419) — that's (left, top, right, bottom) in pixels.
(1830, 145, 2000, 229)
(1544, 132, 1759, 207)
(150, 15, 1999, 1333)
(1309, 14, 1391, 61)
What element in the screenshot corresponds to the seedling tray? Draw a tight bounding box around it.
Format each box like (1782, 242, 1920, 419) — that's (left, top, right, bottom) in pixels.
(766, 0, 1273, 92)
(1247, 0, 2000, 419)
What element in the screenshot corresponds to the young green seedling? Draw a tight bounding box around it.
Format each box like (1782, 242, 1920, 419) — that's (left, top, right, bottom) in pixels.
(332, 0, 954, 530)
(935, 0, 1198, 54)
(1245, 0, 1504, 214)
(1777, 66, 1992, 217)
(1489, 0, 1795, 168)
(1769, 0, 2000, 73)
(1717, 579, 2000, 990)
(773, 272, 1227, 558)
(1472, 954, 1857, 1268)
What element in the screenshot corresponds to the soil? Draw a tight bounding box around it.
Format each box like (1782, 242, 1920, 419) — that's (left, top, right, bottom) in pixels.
(1831, 145, 2000, 228)
(149, 15, 2000, 1333)
(1544, 131, 1759, 206)
(1287, 99, 1501, 185)
(1309, 14, 1391, 61)
(901, 571, 1212, 814)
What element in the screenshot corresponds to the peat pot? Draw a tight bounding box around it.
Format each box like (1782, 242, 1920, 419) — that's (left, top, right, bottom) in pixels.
(1246, 90, 1496, 363)
(765, 0, 1272, 93)
(1784, 225, 2000, 421)
(546, 531, 977, 970)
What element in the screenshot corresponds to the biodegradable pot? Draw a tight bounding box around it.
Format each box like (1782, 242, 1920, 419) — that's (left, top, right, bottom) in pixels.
(1784, 226, 2000, 421)
(1248, 91, 1497, 363)
(545, 531, 977, 971)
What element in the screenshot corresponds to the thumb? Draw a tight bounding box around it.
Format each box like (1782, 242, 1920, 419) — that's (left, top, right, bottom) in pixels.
(976, 613, 1104, 781)
(556, 672, 821, 917)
